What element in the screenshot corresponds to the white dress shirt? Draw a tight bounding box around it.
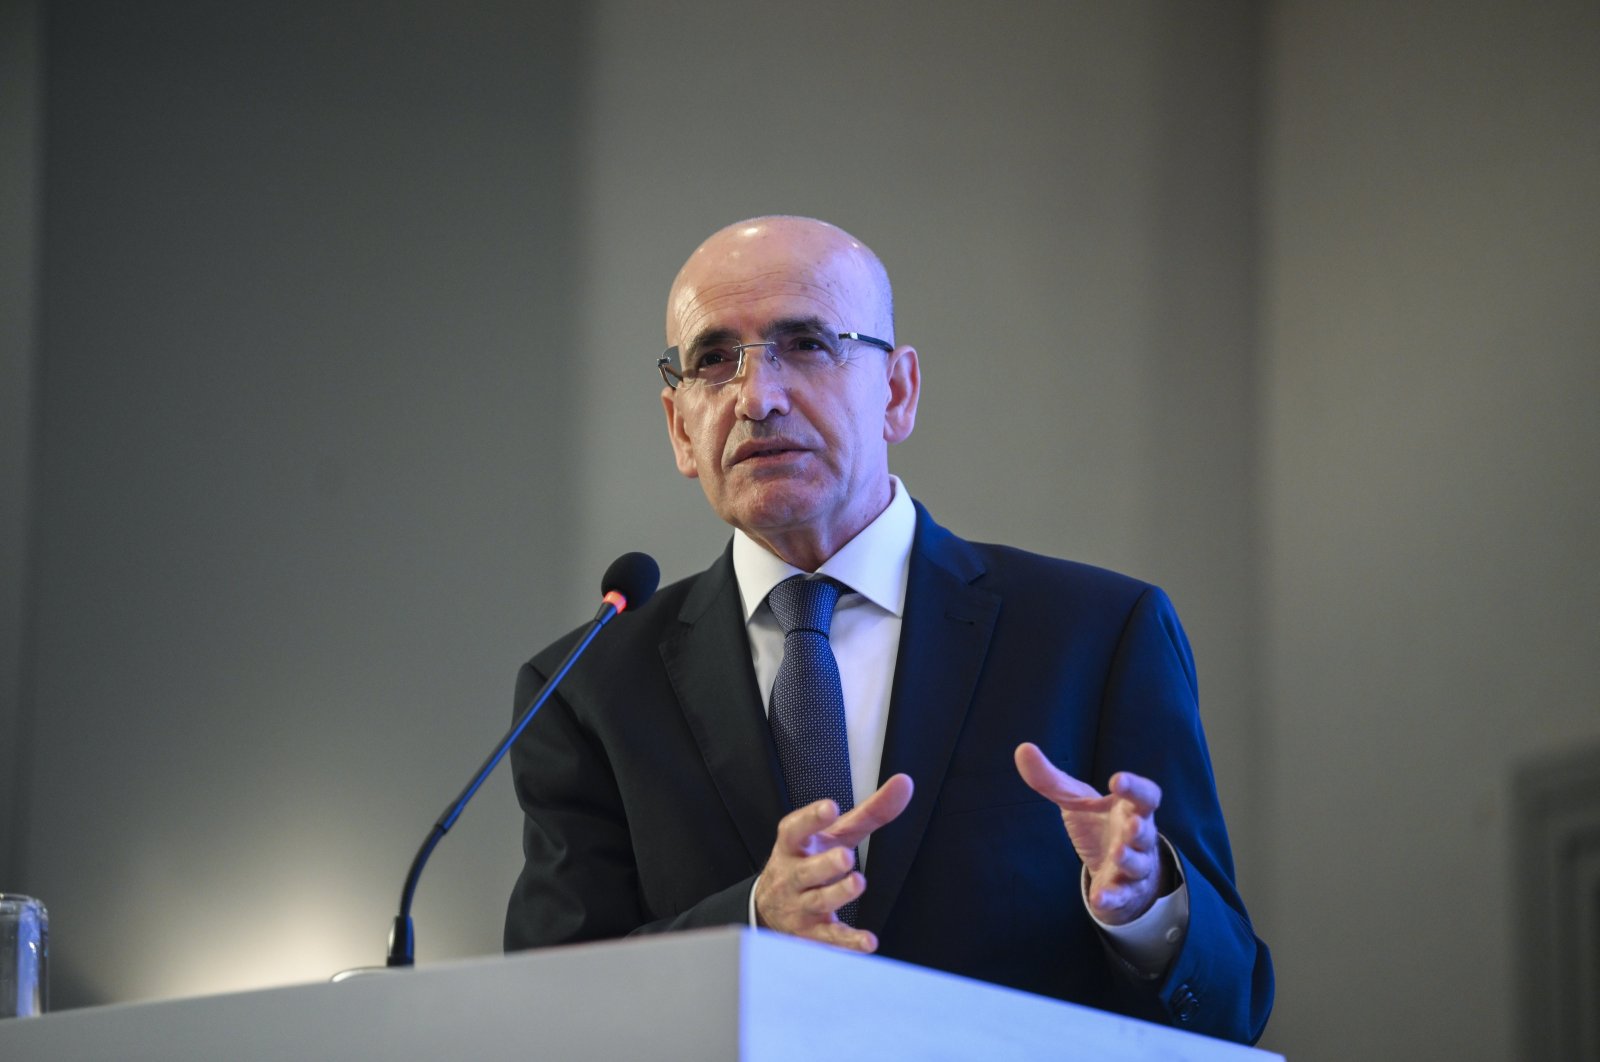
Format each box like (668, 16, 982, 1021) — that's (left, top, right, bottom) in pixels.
(734, 477, 1187, 976)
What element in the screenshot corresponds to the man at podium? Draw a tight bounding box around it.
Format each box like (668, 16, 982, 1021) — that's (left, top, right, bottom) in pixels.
(505, 216, 1273, 1045)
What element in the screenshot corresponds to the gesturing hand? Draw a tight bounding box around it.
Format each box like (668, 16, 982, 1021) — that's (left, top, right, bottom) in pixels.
(1014, 742, 1172, 925)
(753, 773, 914, 953)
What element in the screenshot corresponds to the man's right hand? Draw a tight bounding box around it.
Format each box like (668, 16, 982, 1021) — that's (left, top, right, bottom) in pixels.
(753, 773, 914, 953)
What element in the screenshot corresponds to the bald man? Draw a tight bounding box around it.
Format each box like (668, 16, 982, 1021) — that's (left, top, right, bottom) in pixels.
(505, 217, 1273, 1044)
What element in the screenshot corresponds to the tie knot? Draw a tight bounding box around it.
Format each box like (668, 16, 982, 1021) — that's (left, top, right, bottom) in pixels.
(767, 576, 843, 637)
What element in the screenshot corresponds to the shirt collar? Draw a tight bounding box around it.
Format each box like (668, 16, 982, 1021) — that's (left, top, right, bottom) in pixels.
(732, 475, 916, 621)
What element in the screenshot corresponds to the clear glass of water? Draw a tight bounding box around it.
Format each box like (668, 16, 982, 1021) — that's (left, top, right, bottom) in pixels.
(0, 894, 48, 1018)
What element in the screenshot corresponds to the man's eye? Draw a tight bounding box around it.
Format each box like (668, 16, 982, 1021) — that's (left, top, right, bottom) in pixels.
(694, 349, 734, 368)
(783, 335, 836, 357)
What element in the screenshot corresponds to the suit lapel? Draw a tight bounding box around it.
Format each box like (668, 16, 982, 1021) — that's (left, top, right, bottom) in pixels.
(658, 549, 787, 868)
(857, 505, 1000, 930)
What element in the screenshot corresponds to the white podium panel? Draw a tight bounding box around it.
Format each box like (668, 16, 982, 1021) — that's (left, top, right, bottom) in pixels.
(0, 927, 1281, 1060)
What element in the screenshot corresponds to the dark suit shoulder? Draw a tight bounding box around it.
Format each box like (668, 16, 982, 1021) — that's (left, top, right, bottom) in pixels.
(971, 539, 1153, 594)
(912, 500, 1164, 616)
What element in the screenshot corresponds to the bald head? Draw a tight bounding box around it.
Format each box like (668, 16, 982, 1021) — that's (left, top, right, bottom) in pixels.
(666, 216, 895, 349)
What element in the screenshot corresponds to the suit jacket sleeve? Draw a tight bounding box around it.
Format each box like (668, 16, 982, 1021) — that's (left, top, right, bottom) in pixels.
(862, 515, 1271, 1045)
(1093, 585, 1274, 1043)
(502, 655, 755, 949)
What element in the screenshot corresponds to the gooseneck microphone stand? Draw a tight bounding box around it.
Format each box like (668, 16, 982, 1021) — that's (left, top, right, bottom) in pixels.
(384, 552, 659, 968)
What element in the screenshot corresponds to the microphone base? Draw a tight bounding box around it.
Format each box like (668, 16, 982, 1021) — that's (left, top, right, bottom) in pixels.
(386, 914, 415, 967)
(329, 965, 404, 983)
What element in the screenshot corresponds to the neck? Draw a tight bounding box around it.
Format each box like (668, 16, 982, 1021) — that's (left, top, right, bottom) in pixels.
(748, 530, 848, 574)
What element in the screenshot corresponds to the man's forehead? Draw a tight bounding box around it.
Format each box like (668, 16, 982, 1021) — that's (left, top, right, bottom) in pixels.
(667, 235, 885, 345)
(674, 268, 857, 332)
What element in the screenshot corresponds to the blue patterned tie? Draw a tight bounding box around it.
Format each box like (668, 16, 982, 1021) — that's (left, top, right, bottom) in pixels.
(767, 575, 858, 924)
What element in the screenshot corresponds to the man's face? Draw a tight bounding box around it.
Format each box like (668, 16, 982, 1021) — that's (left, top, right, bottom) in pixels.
(661, 220, 918, 569)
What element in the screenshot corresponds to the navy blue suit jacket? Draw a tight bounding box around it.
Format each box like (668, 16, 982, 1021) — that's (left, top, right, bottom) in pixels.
(505, 503, 1273, 1044)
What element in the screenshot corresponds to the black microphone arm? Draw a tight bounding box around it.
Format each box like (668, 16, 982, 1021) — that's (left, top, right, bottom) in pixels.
(386, 552, 659, 967)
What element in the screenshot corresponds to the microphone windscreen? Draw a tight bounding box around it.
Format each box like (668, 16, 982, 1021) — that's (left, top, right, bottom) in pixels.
(601, 552, 660, 610)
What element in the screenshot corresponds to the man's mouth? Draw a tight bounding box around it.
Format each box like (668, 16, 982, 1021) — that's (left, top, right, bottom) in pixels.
(729, 440, 809, 466)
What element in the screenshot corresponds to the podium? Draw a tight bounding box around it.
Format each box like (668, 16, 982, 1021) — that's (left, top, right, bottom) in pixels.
(0, 927, 1280, 1060)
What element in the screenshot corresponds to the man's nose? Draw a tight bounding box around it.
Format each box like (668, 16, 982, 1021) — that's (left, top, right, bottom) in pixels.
(732, 346, 789, 419)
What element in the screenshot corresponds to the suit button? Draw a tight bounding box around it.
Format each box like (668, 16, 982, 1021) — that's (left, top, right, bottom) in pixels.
(1172, 983, 1200, 1023)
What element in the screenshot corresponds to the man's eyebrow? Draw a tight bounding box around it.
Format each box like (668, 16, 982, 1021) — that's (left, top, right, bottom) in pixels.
(767, 316, 832, 336)
(682, 326, 740, 353)
(682, 317, 833, 353)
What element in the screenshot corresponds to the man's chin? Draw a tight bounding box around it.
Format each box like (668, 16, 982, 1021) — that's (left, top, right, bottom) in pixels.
(717, 484, 830, 539)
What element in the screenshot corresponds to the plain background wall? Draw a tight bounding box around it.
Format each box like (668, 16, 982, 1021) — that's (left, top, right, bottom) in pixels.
(1260, 2, 1600, 1057)
(2, 1, 1596, 1059)
(0, 0, 42, 913)
(7, 0, 587, 1004)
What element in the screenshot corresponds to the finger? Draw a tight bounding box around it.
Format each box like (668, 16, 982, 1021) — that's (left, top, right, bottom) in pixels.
(1108, 771, 1162, 815)
(786, 845, 857, 893)
(1088, 881, 1149, 922)
(798, 870, 866, 917)
(1120, 807, 1159, 854)
(775, 798, 842, 854)
(805, 920, 879, 954)
(1102, 800, 1158, 856)
(1014, 743, 1101, 806)
(1088, 866, 1162, 919)
(756, 853, 859, 934)
(823, 773, 914, 849)
(1105, 842, 1160, 884)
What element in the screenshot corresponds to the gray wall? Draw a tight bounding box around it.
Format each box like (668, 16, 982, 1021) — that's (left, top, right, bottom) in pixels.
(0, 0, 42, 913)
(1261, 2, 1600, 1057)
(3, 1, 1596, 1059)
(9, 0, 585, 1003)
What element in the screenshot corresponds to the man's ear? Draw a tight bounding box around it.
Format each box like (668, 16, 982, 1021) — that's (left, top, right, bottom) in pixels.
(662, 387, 700, 478)
(883, 346, 920, 445)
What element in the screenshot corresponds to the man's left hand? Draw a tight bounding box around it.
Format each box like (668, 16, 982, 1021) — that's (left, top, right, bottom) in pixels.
(1013, 742, 1173, 925)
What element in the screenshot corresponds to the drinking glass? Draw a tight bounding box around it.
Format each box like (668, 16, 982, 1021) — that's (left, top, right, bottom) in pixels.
(0, 894, 47, 1018)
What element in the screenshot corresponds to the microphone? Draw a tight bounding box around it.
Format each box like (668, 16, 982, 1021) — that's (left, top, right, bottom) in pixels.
(596, 551, 661, 618)
(384, 552, 660, 968)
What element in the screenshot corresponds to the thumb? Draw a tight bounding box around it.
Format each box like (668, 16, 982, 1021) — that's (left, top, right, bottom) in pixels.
(1014, 742, 1099, 806)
